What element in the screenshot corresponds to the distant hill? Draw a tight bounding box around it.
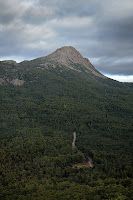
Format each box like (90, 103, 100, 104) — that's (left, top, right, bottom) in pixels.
(0, 47, 133, 200)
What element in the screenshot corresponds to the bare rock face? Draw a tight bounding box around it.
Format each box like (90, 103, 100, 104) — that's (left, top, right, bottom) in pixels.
(0, 78, 24, 86)
(46, 46, 90, 66)
(0, 78, 5, 85)
(43, 46, 106, 78)
(10, 79, 24, 86)
(48, 46, 84, 63)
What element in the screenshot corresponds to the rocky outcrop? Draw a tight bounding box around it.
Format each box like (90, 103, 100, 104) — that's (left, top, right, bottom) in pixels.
(0, 78, 24, 86)
(10, 79, 24, 86)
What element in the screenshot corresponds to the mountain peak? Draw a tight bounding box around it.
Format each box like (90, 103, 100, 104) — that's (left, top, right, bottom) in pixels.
(47, 46, 84, 64)
(32, 46, 106, 79)
(55, 46, 82, 56)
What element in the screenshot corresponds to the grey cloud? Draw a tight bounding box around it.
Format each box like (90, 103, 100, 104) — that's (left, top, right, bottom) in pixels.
(95, 59, 133, 75)
(22, 4, 55, 24)
(0, 0, 21, 23)
(39, 0, 99, 18)
(0, 0, 133, 75)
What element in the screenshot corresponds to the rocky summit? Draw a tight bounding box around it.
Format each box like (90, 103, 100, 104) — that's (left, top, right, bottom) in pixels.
(0, 46, 106, 86)
(47, 46, 90, 66)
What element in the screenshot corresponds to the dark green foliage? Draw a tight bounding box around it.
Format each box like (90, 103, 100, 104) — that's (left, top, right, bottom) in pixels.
(0, 60, 133, 199)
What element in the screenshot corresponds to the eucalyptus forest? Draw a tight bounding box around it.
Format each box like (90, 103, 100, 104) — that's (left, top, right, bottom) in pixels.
(0, 47, 133, 199)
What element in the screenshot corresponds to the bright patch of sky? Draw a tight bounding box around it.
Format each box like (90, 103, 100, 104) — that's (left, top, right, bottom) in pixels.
(105, 74, 133, 82)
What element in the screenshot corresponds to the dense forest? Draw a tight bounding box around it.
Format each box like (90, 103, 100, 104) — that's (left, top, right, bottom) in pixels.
(0, 49, 133, 199)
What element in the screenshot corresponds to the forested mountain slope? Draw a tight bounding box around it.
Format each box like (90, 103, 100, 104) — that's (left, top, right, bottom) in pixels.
(0, 46, 133, 199)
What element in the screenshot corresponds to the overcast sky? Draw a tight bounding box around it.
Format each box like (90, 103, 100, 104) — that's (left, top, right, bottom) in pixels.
(0, 0, 133, 82)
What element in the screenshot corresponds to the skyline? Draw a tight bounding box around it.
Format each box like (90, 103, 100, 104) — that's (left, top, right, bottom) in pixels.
(0, 0, 133, 82)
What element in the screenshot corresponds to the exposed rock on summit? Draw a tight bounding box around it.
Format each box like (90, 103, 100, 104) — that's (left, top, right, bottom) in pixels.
(47, 46, 87, 65)
(37, 46, 106, 78)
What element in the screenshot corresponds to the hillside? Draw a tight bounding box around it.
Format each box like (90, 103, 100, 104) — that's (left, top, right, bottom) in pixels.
(0, 46, 133, 200)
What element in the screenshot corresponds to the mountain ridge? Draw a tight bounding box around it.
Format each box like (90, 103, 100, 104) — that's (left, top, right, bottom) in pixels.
(0, 46, 106, 85)
(31, 46, 106, 78)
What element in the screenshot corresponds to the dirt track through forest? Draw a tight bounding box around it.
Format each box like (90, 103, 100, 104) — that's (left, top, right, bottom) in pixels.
(72, 131, 76, 147)
(72, 132, 93, 168)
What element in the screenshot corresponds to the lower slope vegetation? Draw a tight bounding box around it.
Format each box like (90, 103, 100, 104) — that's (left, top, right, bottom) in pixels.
(0, 62, 133, 199)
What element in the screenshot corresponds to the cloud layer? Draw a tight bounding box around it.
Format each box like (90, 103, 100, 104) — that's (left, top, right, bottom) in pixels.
(0, 0, 133, 77)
